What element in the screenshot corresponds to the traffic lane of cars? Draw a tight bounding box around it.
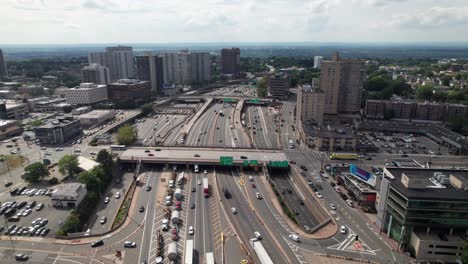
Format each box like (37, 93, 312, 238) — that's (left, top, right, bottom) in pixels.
(89, 172, 133, 234)
(219, 169, 290, 264)
(269, 172, 319, 230)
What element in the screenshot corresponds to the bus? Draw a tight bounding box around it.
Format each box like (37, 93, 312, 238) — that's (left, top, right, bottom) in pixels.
(185, 240, 193, 264)
(288, 139, 294, 149)
(205, 252, 214, 264)
(203, 178, 210, 198)
(110, 145, 127, 150)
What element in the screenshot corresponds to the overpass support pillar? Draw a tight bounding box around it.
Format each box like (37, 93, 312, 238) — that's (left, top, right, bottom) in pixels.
(164, 163, 169, 171)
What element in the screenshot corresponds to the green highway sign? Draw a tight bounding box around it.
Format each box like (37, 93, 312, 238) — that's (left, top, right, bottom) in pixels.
(242, 160, 259, 166)
(268, 160, 289, 168)
(248, 98, 260, 103)
(223, 98, 238, 103)
(220, 156, 234, 166)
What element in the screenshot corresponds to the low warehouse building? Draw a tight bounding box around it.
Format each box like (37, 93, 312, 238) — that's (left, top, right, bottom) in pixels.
(51, 183, 87, 208)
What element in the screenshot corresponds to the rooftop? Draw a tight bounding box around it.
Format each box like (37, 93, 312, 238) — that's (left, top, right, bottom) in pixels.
(109, 79, 148, 86)
(384, 167, 468, 201)
(303, 123, 356, 139)
(52, 183, 86, 197)
(79, 110, 114, 119)
(0, 119, 16, 127)
(77, 156, 100, 171)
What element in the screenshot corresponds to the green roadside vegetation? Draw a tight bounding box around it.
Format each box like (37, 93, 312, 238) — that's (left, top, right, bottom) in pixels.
(56, 150, 115, 236)
(116, 124, 137, 145)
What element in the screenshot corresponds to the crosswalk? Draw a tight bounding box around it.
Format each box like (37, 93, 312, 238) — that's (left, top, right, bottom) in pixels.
(328, 229, 376, 255)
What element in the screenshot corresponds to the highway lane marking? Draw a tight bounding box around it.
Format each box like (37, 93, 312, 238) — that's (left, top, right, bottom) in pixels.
(137, 199, 151, 264)
(48, 257, 87, 264)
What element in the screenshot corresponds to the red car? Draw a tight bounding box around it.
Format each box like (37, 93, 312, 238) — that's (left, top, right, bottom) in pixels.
(251, 183, 256, 188)
(172, 229, 178, 241)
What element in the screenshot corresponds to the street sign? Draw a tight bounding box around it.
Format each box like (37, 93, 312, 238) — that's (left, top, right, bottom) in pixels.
(249, 98, 260, 103)
(220, 156, 234, 166)
(268, 160, 289, 168)
(223, 98, 238, 103)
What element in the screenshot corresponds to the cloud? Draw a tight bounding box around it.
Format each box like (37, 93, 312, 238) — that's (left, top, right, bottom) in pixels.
(183, 10, 236, 31)
(365, 0, 407, 7)
(81, 0, 149, 13)
(9, 0, 46, 11)
(388, 6, 468, 28)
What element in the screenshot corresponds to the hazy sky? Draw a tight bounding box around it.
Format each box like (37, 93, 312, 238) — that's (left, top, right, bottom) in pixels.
(1, 0, 468, 44)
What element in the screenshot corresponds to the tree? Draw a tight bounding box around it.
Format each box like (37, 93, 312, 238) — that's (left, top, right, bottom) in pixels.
(415, 85, 434, 100)
(29, 119, 42, 127)
(257, 78, 267, 97)
(141, 103, 154, 116)
(58, 155, 80, 177)
(96, 149, 114, 174)
(461, 242, 468, 264)
(78, 170, 103, 193)
(22, 162, 49, 183)
(59, 213, 81, 234)
(116, 124, 137, 145)
(441, 75, 452, 87)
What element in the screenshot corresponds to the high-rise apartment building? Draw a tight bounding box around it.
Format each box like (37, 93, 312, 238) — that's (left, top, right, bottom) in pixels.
(160, 51, 211, 85)
(160, 51, 190, 84)
(297, 80, 324, 125)
(88, 46, 134, 81)
(221, 48, 241, 75)
(189, 52, 211, 82)
(0, 49, 7, 77)
(313, 56, 323, 69)
(136, 53, 164, 94)
(319, 52, 365, 115)
(82, 63, 110, 85)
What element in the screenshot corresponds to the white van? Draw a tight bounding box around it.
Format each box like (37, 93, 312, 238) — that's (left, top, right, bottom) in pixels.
(254, 231, 261, 239)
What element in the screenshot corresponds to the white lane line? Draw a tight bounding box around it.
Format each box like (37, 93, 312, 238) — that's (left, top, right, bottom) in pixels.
(137, 200, 150, 264)
(146, 172, 159, 263)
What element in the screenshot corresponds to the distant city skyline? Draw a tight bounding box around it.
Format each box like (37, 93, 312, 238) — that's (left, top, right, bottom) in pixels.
(1, 0, 468, 44)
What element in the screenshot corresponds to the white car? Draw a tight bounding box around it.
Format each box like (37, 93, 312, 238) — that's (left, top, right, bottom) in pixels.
(100, 216, 107, 224)
(315, 192, 323, 199)
(254, 231, 262, 239)
(231, 207, 237, 214)
(203, 170, 208, 174)
(115, 192, 121, 199)
(55, 147, 63, 151)
(288, 234, 300, 242)
(256, 192, 262, 199)
(249, 176, 254, 181)
(340, 225, 347, 234)
(124, 241, 137, 248)
(346, 199, 354, 207)
(189, 226, 194, 235)
(104, 197, 110, 204)
(330, 203, 337, 210)
(197, 180, 202, 185)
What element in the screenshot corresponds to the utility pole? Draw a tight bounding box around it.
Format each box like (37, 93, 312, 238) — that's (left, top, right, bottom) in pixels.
(3, 215, 15, 250)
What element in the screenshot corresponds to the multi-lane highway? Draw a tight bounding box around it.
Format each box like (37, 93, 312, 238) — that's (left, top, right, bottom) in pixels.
(244, 105, 280, 149)
(216, 168, 300, 264)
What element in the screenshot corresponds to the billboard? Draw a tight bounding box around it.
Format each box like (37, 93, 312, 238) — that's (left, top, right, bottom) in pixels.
(349, 164, 376, 187)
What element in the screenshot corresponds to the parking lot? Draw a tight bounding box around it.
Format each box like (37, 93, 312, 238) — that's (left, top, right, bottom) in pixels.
(0, 186, 71, 238)
(364, 132, 450, 156)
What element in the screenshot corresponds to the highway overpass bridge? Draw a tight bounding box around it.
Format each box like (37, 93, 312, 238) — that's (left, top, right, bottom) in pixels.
(118, 147, 289, 168)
